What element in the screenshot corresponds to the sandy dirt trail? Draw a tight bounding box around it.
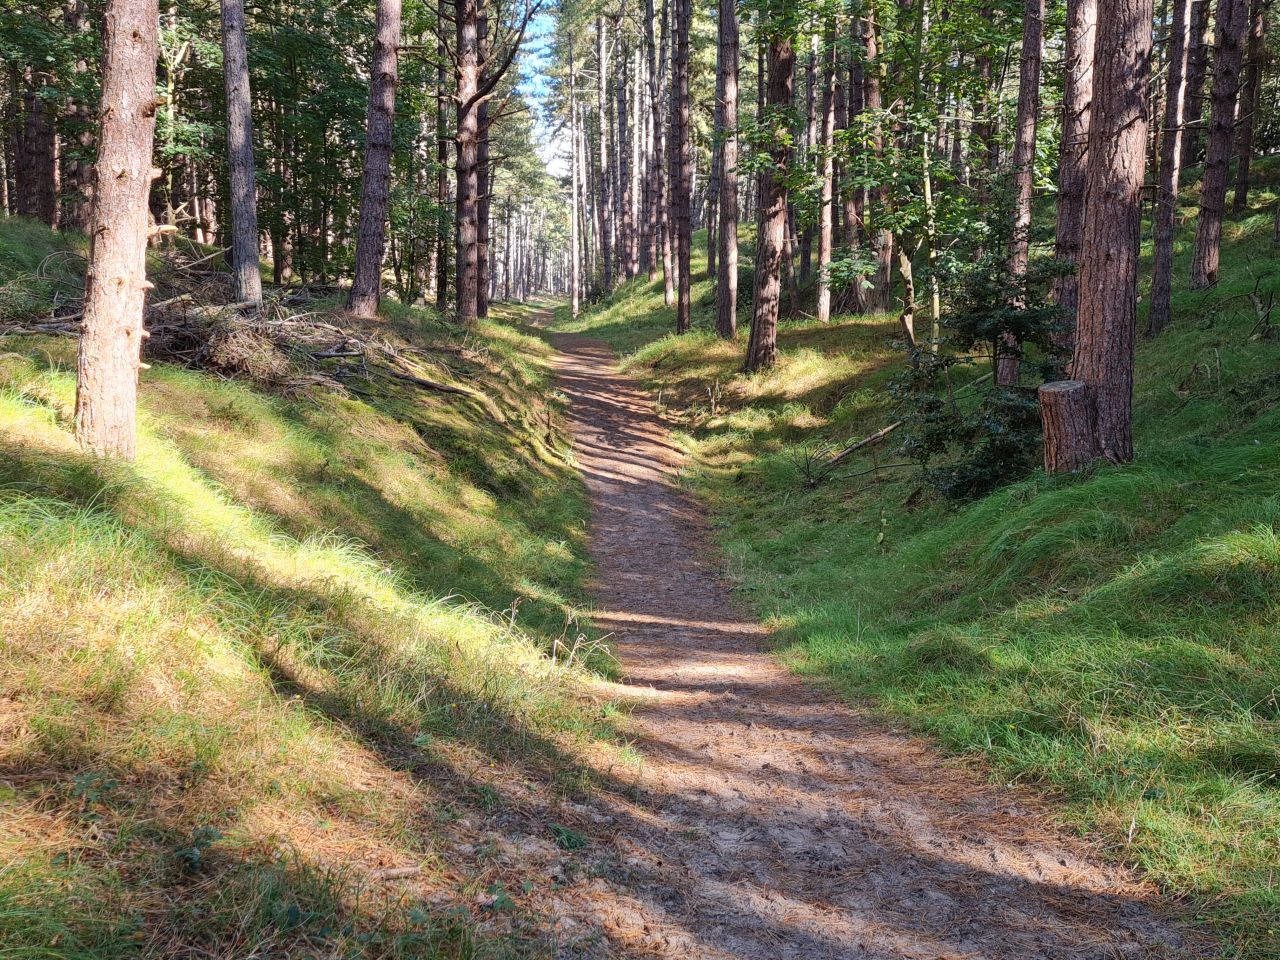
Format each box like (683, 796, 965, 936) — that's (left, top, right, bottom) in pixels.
(539, 316, 1203, 960)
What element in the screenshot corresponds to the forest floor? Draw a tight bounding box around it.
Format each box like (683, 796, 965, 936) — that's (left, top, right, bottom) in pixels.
(533, 308, 1206, 959)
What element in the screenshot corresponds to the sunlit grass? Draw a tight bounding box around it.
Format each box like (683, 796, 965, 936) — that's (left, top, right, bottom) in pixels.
(0, 226, 610, 957)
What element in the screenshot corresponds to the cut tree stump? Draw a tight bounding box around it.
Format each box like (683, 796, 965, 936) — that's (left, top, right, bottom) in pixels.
(1039, 380, 1097, 473)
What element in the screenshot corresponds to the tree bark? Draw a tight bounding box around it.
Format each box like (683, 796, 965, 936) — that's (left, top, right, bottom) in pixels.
(1180, 0, 1213, 167)
(1231, 0, 1267, 212)
(1049, 0, 1154, 467)
(1148, 0, 1192, 335)
(673, 0, 692, 332)
(715, 0, 738, 339)
(569, 42, 581, 317)
(220, 0, 263, 307)
(744, 33, 794, 372)
(1039, 381, 1097, 472)
(454, 0, 481, 322)
(435, 0, 449, 313)
(74, 0, 160, 460)
(815, 21, 836, 325)
(1190, 0, 1250, 289)
(347, 0, 402, 317)
(862, 14, 892, 313)
(998, 0, 1044, 386)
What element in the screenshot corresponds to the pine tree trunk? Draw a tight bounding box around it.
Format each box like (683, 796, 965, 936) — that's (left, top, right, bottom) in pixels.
(645, 0, 660, 280)
(220, 0, 263, 307)
(596, 16, 613, 292)
(1052, 0, 1097, 343)
(1190, 0, 1250, 289)
(1181, 0, 1212, 167)
(863, 14, 892, 313)
(815, 21, 836, 325)
(1230, 0, 1266, 212)
(673, 0, 692, 332)
(569, 45, 581, 317)
(435, 0, 449, 313)
(998, 0, 1044, 386)
(744, 34, 794, 372)
(348, 0, 402, 317)
(1149, 0, 1192, 335)
(659, 0, 675, 306)
(715, 0, 738, 339)
(455, 0, 481, 323)
(74, 0, 160, 460)
(1045, 0, 1154, 469)
(707, 32, 723, 280)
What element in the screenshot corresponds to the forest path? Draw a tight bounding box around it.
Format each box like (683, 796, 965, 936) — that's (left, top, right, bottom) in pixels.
(536, 310, 1201, 960)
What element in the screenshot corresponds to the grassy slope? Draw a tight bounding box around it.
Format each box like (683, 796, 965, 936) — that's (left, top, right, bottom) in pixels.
(0, 220, 612, 958)
(555, 160, 1280, 957)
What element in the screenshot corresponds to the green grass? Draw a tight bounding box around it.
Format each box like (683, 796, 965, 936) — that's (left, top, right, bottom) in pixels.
(0, 218, 612, 958)
(554, 162, 1280, 957)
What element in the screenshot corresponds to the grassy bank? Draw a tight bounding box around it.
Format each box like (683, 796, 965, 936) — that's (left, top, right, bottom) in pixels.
(0, 219, 611, 957)
(554, 163, 1280, 956)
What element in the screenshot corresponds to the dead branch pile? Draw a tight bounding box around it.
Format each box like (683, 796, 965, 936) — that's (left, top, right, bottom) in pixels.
(0, 248, 485, 406)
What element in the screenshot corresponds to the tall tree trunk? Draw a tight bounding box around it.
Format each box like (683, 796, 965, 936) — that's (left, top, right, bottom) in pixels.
(348, 0, 402, 316)
(1052, 0, 1097, 345)
(815, 21, 836, 324)
(673, 0, 692, 332)
(569, 43, 581, 318)
(596, 15, 613, 291)
(455, 0, 481, 322)
(74, 0, 160, 460)
(707, 31, 724, 280)
(659, 0, 675, 306)
(863, 14, 892, 313)
(715, 0, 739, 338)
(998, 0, 1044, 386)
(435, 0, 449, 313)
(1149, 0, 1192, 335)
(219, 0, 263, 307)
(1181, 0, 1213, 167)
(1231, 0, 1267, 211)
(1190, 0, 1250, 288)
(744, 33, 794, 372)
(476, 2, 491, 318)
(645, 0, 660, 280)
(1043, 0, 1154, 469)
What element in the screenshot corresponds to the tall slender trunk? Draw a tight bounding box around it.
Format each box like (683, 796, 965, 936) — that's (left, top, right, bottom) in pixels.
(863, 14, 892, 313)
(74, 0, 160, 460)
(1044, 0, 1154, 469)
(1149, 0, 1192, 335)
(645, 0, 660, 279)
(815, 21, 836, 325)
(435, 0, 449, 313)
(596, 16, 613, 291)
(348, 0, 402, 316)
(1190, 0, 1250, 288)
(715, 0, 739, 338)
(1052, 0, 1097, 346)
(569, 43, 581, 318)
(455, 0, 481, 322)
(707, 30, 724, 279)
(1181, 0, 1213, 167)
(1231, 0, 1267, 212)
(476, 3, 491, 318)
(219, 0, 263, 306)
(744, 33, 794, 372)
(998, 0, 1044, 386)
(659, 0, 675, 305)
(673, 0, 692, 332)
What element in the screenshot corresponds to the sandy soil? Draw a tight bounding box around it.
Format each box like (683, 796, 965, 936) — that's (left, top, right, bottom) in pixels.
(530, 319, 1206, 960)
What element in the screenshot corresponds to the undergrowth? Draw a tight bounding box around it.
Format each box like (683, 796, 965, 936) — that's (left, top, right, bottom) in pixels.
(555, 160, 1280, 957)
(0, 219, 611, 958)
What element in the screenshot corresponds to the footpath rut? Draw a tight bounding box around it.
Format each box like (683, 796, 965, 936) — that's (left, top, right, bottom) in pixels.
(539, 316, 1202, 960)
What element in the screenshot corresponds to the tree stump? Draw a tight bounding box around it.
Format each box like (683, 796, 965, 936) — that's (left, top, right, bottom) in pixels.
(1039, 380, 1096, 473)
